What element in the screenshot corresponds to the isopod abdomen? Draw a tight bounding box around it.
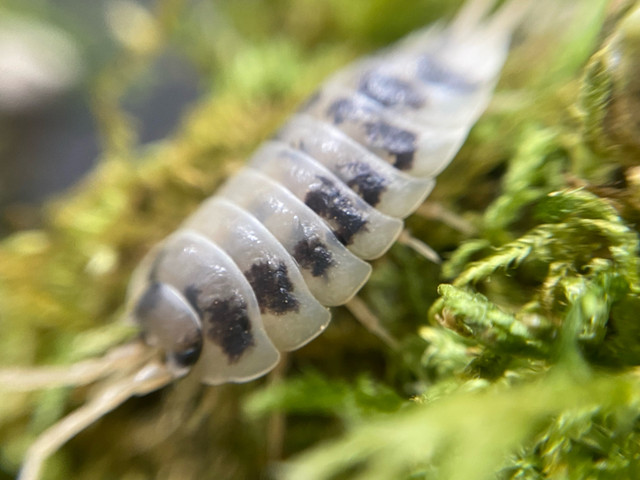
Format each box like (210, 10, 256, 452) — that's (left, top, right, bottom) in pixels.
(126, 0, 526, 385)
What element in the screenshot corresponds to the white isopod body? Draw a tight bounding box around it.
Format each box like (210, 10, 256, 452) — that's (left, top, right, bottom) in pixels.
(125, 0, 527, 384)
(14, 2, 531, 478)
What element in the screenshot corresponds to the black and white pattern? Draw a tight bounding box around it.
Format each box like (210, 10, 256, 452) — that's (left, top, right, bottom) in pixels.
(126, 0, 521, 385)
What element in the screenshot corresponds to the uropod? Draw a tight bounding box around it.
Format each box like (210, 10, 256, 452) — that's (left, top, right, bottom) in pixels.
(9, 1, 530, 478)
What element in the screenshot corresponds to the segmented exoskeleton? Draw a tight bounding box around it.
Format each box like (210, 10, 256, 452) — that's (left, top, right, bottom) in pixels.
(13, 1, 529, 478)
(127, 0, 525, 384)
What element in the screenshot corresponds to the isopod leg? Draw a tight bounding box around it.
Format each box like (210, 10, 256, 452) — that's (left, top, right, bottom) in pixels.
(345, 296, 399, 350)
(266, 354, 289, 461)
(18, 361, 174, 480)
(397, 230, 441, 264)
(415, 202, 477, 236)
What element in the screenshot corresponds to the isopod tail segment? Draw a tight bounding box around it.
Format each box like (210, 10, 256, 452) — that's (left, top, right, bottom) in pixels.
(9, 1, 533, 479)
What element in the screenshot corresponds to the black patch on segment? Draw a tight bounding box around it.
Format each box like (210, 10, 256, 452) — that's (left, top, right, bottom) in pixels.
(417, 55, 478, 92)
(146, 248, 169, 282)
(184, 285, 255, 363)
(393, 152, 415, 171)
(171, 332, 203, 368)
(364, 121, 417, 171)
(183, 284, 203, 316)
(205, 296, 254, 363)
(327, 97, 416, 170)
(305, 176, 368, 245)
(359, 72, 425, 109)
(344, 162, 389, 206)
(244, 261, 300, 315)
(147, 260, 160, 282)
(136, 283, 202, 368)
(327, 98, 362, 124)
(134, 282, 162, 319)
(296, 139, 308, 154)
(293, 236, 333, 277)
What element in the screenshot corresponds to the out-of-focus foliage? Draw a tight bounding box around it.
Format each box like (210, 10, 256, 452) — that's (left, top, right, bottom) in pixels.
(579, 1, 640, 161)
(2, 1, 640, 480)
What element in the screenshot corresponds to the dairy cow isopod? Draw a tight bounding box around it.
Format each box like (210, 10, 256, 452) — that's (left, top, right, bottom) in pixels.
(11, 1, 530, 478)
(129, 0, 525, 384)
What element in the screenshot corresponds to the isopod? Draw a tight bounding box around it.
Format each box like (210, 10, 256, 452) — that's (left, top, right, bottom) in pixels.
(9, 1, 530, 478)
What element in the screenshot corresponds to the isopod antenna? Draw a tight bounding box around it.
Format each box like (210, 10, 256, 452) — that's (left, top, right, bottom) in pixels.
(0, 342, 174, 480)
